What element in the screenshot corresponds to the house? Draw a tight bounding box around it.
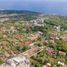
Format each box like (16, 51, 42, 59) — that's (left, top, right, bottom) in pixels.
(63, 64, 67, 67)
(15, 34, 24, 40)
(50, 32, 59, 43)
(62, 34, 67, 42)
(59, 51, 66, 56)
(4, 51, 10, 58)
(64, 30, 67, 33)
(19, 40, 34, 47)
(49, 40, 55, 44)
(0, 27, 7, 33)
(46, 48, 56, 55)
(42, 63, 51, 67)
(50, 33, 58, 40)
(25, 41, 33, 46)
(23, 46, 40, 57)
(9, 26, 17, 33)
(28, 33, 41, 41)
(58, 61, 64, 66)
(43, 40, 49, 45)
(3, 35, 7, 38)
(0, 18, 9, 22)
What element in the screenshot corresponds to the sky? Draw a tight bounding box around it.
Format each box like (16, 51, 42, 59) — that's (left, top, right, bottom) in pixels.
(0, 0, 67, 15)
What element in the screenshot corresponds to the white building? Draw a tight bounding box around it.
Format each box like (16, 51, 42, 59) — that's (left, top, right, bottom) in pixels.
(0, 55, 31, 67)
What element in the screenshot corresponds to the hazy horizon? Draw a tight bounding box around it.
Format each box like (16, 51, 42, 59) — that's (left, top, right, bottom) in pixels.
(0, 0, 67, 15)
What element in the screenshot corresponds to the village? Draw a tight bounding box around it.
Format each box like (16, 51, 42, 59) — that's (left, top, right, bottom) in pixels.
(0, 15, 67, 67)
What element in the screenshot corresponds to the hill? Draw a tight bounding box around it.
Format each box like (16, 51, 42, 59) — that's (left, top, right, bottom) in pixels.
(0, 10, 41, 21)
